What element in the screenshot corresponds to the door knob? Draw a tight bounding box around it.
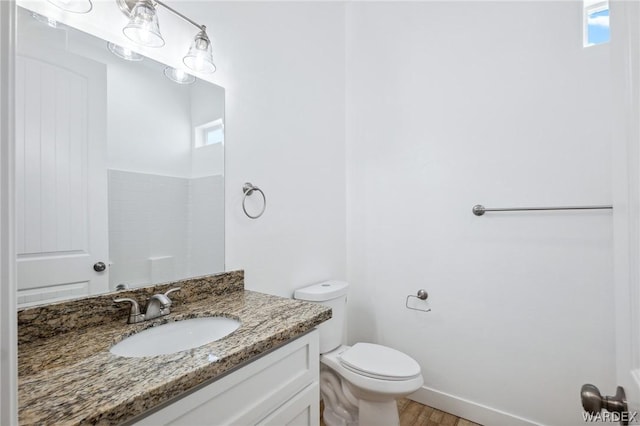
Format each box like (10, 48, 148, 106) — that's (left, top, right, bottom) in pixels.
(581, 384, 628, 424)
(93, 262, 106, 272)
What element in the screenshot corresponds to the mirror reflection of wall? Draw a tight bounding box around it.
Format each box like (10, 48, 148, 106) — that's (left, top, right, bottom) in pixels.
(15, 7, 224, 307)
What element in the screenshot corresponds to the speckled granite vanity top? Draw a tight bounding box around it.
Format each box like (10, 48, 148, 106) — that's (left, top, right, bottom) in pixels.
(17, 271, 331, 425)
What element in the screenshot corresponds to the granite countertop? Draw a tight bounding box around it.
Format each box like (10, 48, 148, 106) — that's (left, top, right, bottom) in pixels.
(18, 271, 331, 425)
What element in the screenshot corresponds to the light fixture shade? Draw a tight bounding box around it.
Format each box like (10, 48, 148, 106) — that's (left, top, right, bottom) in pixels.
(163, 67, 196, 85)
(107, 42, 144, 61)
(123, 0, 165, 48)
(47, 0, 92, 13)
(183, 28, 216, 74)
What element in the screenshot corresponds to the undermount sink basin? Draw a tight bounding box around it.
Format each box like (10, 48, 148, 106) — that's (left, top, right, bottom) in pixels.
(110, 317, 241, 358)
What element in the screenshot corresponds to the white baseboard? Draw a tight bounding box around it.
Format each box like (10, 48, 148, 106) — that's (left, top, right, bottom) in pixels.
(408, 386, 544, 426)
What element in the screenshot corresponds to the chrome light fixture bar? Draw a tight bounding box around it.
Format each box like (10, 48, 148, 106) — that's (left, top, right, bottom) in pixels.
(117, 0, 216, 73)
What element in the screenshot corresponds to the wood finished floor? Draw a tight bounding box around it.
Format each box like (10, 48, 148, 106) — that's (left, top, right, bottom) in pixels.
(320, 398, 482, 426)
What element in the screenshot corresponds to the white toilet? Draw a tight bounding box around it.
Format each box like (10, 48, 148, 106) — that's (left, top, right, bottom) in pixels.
(295, 281, 424, 426)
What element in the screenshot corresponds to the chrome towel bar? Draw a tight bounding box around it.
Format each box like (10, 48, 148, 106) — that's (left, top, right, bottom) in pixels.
(472, 204, 613, 216)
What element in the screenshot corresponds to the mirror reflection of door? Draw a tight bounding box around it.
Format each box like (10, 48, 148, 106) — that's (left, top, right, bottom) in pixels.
(15, 47, 108, 306)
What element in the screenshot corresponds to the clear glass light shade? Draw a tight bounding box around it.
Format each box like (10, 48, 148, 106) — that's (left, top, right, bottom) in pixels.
(47, 0, 92, 13)
(183, 30, 216, 74)
(163, 67, 196, 85)
(107, 42, 144, 61)
(123, 0, 165, 48)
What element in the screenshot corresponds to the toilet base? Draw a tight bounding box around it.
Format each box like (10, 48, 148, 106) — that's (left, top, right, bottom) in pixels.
(320, 368, 359, 426)
(320, 367, 402, 426)
(358, 399, 399, 426)
(323, 405, 358, 426)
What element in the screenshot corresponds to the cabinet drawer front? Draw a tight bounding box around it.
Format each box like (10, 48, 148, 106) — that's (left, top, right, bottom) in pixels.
(134, 330, 319, 426)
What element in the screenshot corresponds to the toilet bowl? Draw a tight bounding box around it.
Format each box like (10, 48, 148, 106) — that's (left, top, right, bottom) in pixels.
(294, 281, 424, 426)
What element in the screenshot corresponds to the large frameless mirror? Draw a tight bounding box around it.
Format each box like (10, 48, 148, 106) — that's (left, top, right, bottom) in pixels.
(15, 6, 225, 306)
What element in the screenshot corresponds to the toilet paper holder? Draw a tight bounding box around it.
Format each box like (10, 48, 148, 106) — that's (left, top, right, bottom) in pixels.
(405, 289, 431, 313)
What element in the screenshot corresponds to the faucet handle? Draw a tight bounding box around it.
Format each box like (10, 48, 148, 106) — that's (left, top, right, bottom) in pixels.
(114, 298, 140, 314)
(164, 287, 181, 299)
(114, 298, 144, 323)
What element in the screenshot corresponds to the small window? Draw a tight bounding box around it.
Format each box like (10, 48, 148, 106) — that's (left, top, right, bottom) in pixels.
(584, 0, 610, 47)
(194, 118, 224, 148)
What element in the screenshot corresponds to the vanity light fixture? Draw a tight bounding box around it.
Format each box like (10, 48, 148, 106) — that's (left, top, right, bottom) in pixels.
(47, 0, 92, 14)
(117, 0, 216, 73)
(122, 0, 164, 47)
(107, 42, 144, 61)
(163, 66, 195, 85)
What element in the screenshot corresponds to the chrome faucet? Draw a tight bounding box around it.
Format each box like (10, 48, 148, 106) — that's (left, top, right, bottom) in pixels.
(114, 287, 181, 324)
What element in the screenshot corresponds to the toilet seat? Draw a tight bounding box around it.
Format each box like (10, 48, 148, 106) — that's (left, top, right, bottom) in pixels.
(321, 345, 424, 397)
(339, 343, 421, 381)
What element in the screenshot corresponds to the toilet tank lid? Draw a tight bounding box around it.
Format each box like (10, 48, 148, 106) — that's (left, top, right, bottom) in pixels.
(294, 280, 349, 301)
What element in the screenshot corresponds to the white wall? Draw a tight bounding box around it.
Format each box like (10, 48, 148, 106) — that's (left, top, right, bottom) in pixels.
(346, 2, 614, 425)
(189, 175, 225, 276)
(177, 2, 347, 297)
(190, 80, 224, 178)
(60, 21, 196, 178)
(108, 61, 193, 178)
(108, 170, 190, 287)
(108, 171, 224, 287)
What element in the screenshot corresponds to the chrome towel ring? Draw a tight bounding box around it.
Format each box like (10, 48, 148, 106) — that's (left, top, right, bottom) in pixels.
(242, 182, 266, 219)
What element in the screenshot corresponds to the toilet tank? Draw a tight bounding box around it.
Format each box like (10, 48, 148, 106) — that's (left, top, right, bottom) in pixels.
(294, 281, 348, 354)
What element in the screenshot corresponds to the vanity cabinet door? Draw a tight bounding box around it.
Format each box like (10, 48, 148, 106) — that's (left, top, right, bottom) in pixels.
(256, 382, 319, 426)
(132, 330, 319, 426)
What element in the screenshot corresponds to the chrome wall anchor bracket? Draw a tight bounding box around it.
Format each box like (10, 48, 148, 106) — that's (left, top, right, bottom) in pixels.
(581, 384, 629, 425)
